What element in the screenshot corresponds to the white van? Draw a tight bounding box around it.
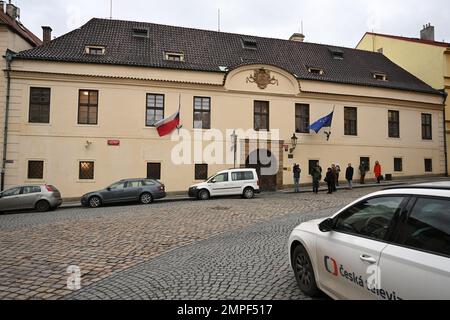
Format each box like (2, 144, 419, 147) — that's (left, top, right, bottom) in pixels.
(188, 168, 260, 200)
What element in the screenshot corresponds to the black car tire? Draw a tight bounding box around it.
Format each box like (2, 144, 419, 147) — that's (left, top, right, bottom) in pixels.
(140, 192, 153, 205)
(88, 196, 102, 208)
(243, 187, 255, 199)
(35, 200, 50, 212)
(198, 189, 210, 201)
(292, 245, 320, 297)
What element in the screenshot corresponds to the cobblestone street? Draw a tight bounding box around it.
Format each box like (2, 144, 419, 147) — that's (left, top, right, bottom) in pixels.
(0, 186, 385, 300)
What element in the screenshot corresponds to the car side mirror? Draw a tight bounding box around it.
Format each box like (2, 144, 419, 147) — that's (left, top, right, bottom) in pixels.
(210, 179, 216, 184)
(107, 187, 111, 191)
(319, 218, 334, 233)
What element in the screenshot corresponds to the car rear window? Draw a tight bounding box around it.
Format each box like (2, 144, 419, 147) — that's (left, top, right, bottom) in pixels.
(401, 197, 450, 257)
(142, 180, 156, 186)
(231, 171, 254, 181)
(22, 186, 42, 194)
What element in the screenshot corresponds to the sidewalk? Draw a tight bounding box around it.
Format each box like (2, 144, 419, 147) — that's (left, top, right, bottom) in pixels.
(60, 176, 449, 209)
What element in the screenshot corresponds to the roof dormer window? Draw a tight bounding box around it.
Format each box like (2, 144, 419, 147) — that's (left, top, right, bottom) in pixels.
(329, 47, 344, 60)
(164, 52, 184, 62)
(307, 67, 324, 75)
(133, 28, 149, 38)
(85, 46, 106, 55)
(242, 38, 257, 50)
(373, 72, 388, 81)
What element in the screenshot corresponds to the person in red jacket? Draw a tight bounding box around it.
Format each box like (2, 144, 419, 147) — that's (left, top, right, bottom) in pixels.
(374, 161, 382, 184)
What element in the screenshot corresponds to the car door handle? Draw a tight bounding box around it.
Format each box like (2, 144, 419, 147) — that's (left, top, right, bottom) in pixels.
(360, 254, 377, 264)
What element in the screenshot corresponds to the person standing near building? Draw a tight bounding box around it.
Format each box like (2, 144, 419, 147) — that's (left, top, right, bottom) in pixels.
(374, 161, 382, 184)
(331, 164, 338, 192)
(336, 164, 341, 187)
(311, 162, 322, 194)
(346, 163, 354, 190)
(359, 161, 367, 184)
(293, 163, 301, 193)
(324, 168, 335, 194)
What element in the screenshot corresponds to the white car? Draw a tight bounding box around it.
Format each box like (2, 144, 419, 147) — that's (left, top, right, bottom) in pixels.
(289, 182, 450, 300)
(188, 168, 260, 200)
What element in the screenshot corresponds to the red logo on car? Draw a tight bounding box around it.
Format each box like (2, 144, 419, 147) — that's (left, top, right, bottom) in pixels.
(324, 256, 339, 276)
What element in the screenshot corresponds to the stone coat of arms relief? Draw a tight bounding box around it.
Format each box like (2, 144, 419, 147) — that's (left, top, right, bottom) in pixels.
(246, 68, 279, 89)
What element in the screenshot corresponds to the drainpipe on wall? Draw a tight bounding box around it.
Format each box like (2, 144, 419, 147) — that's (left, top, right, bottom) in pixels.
(443, 90, 449, 177)
(1, 50, 15, 191)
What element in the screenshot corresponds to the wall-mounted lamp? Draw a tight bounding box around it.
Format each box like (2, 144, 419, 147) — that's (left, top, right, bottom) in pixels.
(85, 141, 93, 149)
(289, 133, 298, 154)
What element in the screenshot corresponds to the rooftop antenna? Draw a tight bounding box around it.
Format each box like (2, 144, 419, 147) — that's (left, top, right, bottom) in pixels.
(109, 0, 113, 19)
(218, 9, 221, 32)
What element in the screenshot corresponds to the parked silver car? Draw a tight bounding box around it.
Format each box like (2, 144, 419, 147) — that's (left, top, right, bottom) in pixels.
(81, 179, 166, 208)
(0, 185, 62, 213)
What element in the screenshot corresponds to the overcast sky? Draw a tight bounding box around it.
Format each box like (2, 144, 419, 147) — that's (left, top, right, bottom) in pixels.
(12, 0, 450, 47)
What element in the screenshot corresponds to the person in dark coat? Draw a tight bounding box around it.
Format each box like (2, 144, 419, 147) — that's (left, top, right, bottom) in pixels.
(293, 164, 301, 193)
(311, 162, 322, 194)
(324, 168, 335, 194)
(346, 163, 354, 190)
(331, 164, 338, 192)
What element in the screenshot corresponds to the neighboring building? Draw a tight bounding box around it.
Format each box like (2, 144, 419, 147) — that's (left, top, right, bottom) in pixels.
(0, 1, 42, 189)
(3, 18, 445, 198)
(356, 24, 450, 172)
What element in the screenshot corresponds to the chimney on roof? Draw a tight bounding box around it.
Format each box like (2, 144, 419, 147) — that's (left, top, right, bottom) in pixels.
(289, 33, 305, 42)
(0, 1, 5, 13)
(42, 26, 52, 44)
(6, 1, 19, 20)
(420, 23, 435, 41)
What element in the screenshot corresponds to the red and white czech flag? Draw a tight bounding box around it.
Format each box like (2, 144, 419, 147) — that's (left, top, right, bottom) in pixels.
(155, 111, 181, 137)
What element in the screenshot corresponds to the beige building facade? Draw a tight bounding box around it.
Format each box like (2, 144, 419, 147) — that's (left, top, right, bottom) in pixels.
(357, 26, 450, 171)
(0, 2, 42, 190)
(2, 18, 446, 198)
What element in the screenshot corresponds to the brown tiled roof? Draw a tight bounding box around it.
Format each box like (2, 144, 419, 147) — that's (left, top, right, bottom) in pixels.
(0, 11, 42, 47)
(359, 32, 450, 48)
(16, 18, 441, 95)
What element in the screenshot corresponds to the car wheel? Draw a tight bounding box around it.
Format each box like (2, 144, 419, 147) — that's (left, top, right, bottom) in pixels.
(293, 245, 320, 297)
(243, 187, 255, 199)
(198, 189, 210, 201)
(35, 200, 50, 212)
(140, 192, 153, 205)
(88, 196, 102, 208)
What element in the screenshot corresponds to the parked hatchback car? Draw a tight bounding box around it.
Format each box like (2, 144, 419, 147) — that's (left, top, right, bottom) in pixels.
(288, 182, 450, 300)
(81, 179, 166, 208)
(188, 168, 260, 200)
(0, 185, 62, 213)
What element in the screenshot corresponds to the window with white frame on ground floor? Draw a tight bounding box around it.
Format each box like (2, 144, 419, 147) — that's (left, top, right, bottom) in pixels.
(425, 159, 433, 173)
(394, 158, 403, 172)
(195, 164, 208, 181)
(27, 161, 44, 179)
(295, 104, 310, 133)
(78, 90, 98, 125)
(29, 88, 51, 124)
(308, 160, 320, 176)
(147, 163, 161, 180)
(79, 161, 95, 180)
(146, 94, 165, 127)
(194, 97, 211, 129)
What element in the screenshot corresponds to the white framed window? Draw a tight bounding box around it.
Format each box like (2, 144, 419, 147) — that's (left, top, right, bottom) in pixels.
(85, 46, 106, 55)
(164, 52, 184, 62)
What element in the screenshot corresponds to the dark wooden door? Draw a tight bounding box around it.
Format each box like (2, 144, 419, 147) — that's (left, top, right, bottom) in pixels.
(246, 149, 277, 192)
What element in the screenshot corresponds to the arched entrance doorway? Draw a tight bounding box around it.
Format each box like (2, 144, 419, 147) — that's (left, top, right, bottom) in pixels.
(246, 149, 278, 192)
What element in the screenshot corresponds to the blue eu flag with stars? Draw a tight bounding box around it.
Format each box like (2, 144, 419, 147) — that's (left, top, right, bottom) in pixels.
(308, 112, 334, 133)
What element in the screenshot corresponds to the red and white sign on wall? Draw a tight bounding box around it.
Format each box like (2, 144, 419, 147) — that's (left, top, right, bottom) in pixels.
(107, 140, 120, 146)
